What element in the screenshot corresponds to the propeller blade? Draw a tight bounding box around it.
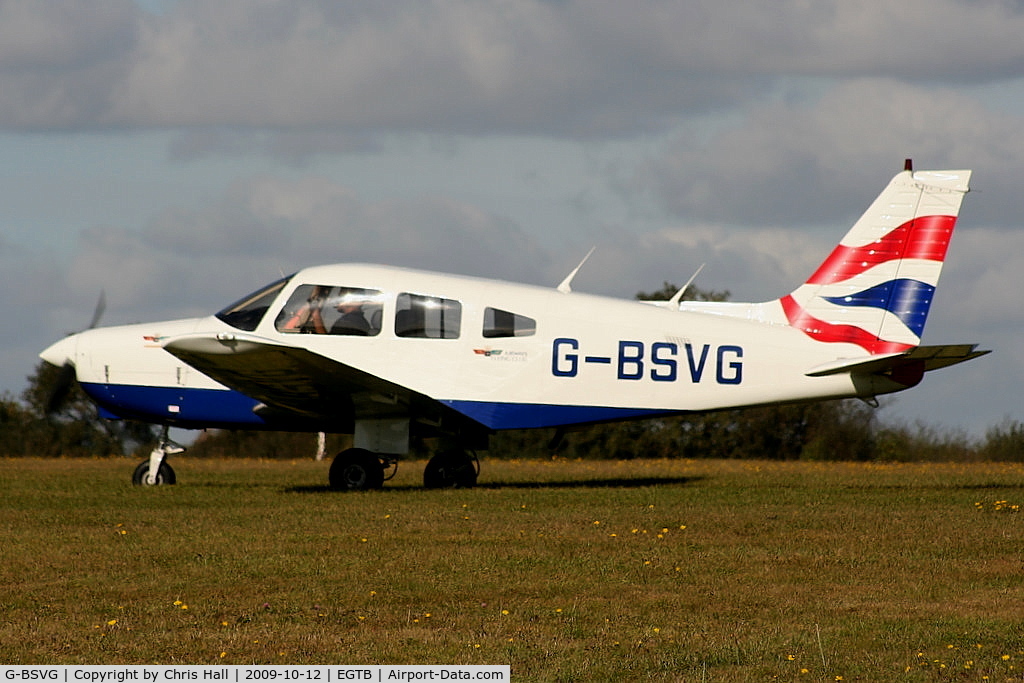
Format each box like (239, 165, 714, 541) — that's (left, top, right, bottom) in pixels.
(42, 290, 105, 415)
(87, 290, 106, 330)
(45, 362, 77, 415)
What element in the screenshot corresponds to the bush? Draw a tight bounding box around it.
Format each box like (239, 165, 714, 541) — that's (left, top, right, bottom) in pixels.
(978, 418, 1024, 462)
(873, 421, 973, 462)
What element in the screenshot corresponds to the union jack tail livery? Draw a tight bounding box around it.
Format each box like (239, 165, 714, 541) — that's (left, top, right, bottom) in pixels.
(780, 164, 971, 355)
(678, 163, 985, 391)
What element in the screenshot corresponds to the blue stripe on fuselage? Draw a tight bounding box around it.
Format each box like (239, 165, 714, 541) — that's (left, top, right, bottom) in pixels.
(81, 383, 676, 433)
(441, 399, 675, 430)
(80, 382, 268, 429)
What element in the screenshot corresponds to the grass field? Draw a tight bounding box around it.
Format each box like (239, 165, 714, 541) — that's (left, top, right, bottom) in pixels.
(1, 457, 1023, 681)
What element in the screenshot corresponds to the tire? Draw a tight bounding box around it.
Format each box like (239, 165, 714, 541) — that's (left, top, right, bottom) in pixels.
(329, 448, 386, 491)
(132, 460, 177, 486)
(423, 450, 478, 489)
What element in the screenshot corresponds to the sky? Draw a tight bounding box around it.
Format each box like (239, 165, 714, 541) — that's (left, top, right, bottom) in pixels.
(5, 0, 1023, 438)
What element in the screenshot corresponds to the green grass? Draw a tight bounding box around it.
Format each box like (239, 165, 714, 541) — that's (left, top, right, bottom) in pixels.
(2, 457, 1024, 681)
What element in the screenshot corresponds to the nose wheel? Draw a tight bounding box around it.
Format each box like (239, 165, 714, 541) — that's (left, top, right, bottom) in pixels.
(132, 427, 184, 486)
(132, 459, 177, 486)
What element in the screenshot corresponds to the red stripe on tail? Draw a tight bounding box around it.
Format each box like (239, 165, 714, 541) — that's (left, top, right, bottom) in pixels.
(806, 215, 956, 286)
(780, 295, 913, 354)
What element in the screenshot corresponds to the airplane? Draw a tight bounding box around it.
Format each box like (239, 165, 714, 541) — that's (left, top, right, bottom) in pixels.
(40, 161, 988, 490)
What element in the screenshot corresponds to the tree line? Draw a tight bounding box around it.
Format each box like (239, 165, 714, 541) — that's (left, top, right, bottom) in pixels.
(8, 283, 1020, 462)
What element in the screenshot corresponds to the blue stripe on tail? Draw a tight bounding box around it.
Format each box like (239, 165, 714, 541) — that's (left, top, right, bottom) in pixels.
(822, 279, 935, 337)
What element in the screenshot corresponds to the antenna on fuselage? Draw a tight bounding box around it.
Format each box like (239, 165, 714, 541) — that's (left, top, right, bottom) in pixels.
(667, 263, 705, 307)
(557, 247, 596, 294)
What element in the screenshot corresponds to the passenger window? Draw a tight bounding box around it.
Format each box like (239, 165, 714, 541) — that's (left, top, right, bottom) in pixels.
(395, 293, 461, 339)
(276, 285, 383, 336)
(483, 307, 536, 338)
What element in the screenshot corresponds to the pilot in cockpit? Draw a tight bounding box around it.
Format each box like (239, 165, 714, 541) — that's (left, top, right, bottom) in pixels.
(279, 285, 329, 334)
(330, 295, 371, 336)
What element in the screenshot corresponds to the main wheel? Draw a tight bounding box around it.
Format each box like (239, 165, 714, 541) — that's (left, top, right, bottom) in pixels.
(329, 448, 386, 491)
(423, 450, 478, 489)
(132, 460, 177, 486)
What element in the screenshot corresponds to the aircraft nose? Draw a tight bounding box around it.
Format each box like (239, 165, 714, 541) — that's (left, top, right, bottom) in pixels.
(40, 334, 78, 368)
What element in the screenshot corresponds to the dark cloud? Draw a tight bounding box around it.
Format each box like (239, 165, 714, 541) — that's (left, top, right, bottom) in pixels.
(0, 0, 138, 129)
(4, 1, 1024, 137)
(0, 0, 136, 70)
(637, 80, 1024, 226)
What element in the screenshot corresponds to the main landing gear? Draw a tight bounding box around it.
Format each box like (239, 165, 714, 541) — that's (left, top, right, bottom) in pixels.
(132, 426, 184, 486)
(328, 448, 397, 491)
(327, 447, 479, 491)
(129, 429, 482, 491)
(423, 449, 479, 489)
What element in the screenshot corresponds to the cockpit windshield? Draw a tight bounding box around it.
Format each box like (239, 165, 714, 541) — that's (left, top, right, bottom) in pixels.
(215, 275, 293, 331)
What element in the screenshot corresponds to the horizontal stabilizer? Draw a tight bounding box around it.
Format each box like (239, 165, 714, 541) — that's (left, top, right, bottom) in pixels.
(806, 344, 990, 378)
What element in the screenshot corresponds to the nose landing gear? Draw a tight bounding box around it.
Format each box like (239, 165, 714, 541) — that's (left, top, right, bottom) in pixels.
(132, 426, 184, 486)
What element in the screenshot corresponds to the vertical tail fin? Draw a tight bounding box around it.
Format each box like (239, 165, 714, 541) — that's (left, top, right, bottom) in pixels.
(780, 166, 971, 354)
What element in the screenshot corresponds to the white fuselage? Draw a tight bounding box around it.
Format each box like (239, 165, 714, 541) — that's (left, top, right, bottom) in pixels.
(42, 264, 892, 432)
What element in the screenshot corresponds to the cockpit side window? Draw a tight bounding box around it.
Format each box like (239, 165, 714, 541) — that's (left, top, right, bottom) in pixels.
(483, 307, 536, 338)
(276, 285, 384, 336)
(395, 293, 461, 339)
(216, 275, 292, 331)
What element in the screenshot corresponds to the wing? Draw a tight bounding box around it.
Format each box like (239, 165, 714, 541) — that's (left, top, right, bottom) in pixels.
(162, 332, 444, 427)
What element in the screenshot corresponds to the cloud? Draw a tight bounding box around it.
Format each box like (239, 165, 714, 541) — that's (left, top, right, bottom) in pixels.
(0, 237, 72, 397)
(63, 175, 551, 320)
(942, 228, 1024, 332)
(6, 0, 1024, 138)
(637, 79, 1024, 226)
(0, 0, 138, 129)
(167, 128, 386, 163)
